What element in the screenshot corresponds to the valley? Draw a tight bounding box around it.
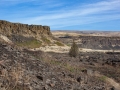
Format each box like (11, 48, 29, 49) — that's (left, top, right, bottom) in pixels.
(0, 20, 120, 90)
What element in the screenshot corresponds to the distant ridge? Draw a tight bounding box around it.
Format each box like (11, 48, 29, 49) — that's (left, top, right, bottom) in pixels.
(52, 30, 120, 37)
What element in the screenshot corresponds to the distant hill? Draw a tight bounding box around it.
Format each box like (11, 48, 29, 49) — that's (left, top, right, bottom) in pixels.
(52, 30, 120, 37)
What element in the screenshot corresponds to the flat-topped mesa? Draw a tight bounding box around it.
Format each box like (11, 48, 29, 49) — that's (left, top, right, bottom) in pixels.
(0, 20, 52, 36)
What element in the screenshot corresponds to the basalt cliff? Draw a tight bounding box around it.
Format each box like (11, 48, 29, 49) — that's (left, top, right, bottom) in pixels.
(0, 20, 58, 48)
(0, 20, 52, 37)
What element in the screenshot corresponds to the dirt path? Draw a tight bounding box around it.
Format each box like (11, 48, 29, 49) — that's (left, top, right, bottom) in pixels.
(30, 46, 120, 53)
(106, 78, 120, 90)
(81, 48, 120, 52)
(95, 72, 120, 90)
(30, 46, 70, 53)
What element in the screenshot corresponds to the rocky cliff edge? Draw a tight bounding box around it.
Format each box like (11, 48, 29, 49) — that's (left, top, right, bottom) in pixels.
(0, 20, 52, 37)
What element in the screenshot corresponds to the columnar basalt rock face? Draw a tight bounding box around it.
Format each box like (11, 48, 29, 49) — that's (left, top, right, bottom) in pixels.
(0, 20, 52, 36)
(79, 36, 120, 50)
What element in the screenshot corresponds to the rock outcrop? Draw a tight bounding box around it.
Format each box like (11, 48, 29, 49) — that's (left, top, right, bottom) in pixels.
(79, 36, 120, 50)
(0, 20, 52, 37)
(59, 36, 120, 50)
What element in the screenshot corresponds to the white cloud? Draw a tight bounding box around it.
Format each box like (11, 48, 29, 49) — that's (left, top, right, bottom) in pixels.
(0, 0, 120, 29)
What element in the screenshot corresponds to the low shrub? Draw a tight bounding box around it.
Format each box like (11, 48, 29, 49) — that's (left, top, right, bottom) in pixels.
(69, 40, 79, 57)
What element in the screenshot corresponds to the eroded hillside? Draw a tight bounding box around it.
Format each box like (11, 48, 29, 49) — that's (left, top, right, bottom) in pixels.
(0, 20, 64, 49)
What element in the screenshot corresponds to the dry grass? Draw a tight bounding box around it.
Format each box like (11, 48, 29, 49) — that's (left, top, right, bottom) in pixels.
(41, 37, 51, 45)
(16, 39, 42, 49)
(99, 76, 107, 82)
(54, 41, 64, 46)
(0, 62, 30, 90)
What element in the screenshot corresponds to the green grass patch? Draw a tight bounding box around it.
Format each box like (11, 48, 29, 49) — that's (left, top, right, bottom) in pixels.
(49, 60, 61, 65)
(64, 63, 76, 72)
(99, 76, 107, 82)
(66, 44, 71, 46)
(42, 58, 61, 66)
(16, 39, 42, 49)
(55, 41, 64, 46)
(41, 37, 51, 44)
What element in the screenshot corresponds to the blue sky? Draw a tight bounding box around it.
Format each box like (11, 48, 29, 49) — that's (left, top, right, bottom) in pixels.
(0, 0, 120, 31)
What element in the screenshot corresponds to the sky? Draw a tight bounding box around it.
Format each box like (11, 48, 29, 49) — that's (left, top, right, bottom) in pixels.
(0, 0, 120, 31)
